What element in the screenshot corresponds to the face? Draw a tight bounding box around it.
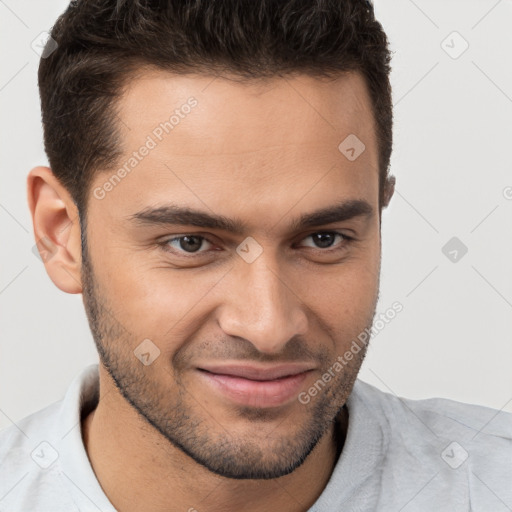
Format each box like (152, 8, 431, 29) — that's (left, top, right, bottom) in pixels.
(81, 69, 382, 479)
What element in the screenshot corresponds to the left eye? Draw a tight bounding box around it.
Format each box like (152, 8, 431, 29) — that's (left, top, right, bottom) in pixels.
(298, 232, 350, 250)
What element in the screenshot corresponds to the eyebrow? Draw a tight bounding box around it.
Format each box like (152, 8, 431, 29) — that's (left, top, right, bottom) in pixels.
(127, 199, 374, 235)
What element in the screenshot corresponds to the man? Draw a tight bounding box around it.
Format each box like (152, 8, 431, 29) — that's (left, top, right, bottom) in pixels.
(1, 0, 510, 510)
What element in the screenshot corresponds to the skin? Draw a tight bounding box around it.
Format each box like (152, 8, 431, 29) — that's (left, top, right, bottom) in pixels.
(27, 69, 394, 511)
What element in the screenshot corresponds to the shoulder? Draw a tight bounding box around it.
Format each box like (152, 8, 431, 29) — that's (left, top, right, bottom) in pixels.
(0, 364, 100, 511)
(0, 397, 64, 467)
(0, 399, 72, 511)
(348, 379, 512, 506)
(351, 378, 512, 442)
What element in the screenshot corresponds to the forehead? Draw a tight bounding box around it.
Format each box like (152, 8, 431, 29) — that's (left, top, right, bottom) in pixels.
(117, 68, 377, 158)
(92, 68, 379, 230)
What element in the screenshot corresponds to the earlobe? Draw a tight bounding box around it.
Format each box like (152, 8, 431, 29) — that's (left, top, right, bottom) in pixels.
(382, 174, 395, 208)
(27, 166, 83, 294)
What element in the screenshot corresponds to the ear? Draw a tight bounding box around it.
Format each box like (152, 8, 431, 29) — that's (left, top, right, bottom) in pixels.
(27, 166, 83, 294)
(382, 174, 395, 208)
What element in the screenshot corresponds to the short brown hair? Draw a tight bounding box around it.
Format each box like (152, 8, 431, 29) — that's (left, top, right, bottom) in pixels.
(38, 0, 394, 219)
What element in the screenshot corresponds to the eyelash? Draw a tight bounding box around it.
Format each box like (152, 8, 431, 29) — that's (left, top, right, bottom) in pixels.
(157, 231, 354, 257)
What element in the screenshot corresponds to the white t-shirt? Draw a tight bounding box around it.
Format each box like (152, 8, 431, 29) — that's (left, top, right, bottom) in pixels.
(0, 364, 511, 511)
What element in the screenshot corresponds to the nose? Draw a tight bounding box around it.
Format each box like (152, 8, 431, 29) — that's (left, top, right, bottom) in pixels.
(217, 255, 309, 354)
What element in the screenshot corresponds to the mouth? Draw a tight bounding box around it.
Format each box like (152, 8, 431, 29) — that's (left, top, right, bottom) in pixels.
(195, 363, 315, 408)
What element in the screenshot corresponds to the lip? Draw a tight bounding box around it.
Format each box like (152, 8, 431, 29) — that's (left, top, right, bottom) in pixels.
(198, 363, 316, 381)
(196, 364, 315, 408)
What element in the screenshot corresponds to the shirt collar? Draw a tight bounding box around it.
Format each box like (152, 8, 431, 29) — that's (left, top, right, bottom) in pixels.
(57, 364, 116, 511)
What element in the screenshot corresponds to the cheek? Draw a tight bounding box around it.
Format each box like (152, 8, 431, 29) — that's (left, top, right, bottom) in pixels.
(296, 247, 379, 309)
(289, 249, 380, 342)
(94, 252, 225, 343)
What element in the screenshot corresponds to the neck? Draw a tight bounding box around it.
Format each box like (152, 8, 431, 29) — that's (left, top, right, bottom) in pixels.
(82, 369, 348, 512)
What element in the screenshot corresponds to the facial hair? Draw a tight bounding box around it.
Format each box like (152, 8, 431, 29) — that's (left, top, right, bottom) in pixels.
(80, 227, 377, 480)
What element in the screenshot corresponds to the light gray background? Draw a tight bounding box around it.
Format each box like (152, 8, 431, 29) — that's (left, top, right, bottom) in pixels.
(1, 0, 511, 431)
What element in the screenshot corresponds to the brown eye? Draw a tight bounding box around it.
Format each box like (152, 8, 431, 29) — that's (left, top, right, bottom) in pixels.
(162, 235, 213, 255)
(299, 232, 351, 250)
